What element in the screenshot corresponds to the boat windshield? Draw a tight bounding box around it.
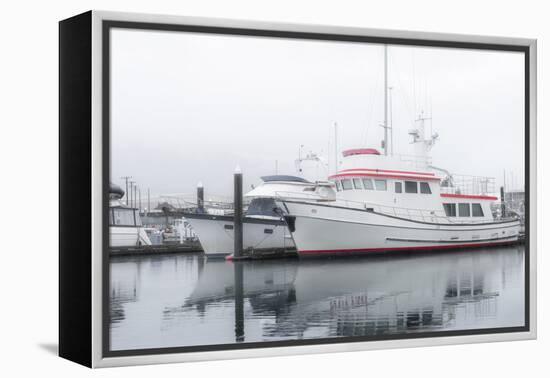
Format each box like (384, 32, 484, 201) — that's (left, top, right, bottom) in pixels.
(110, 207, 141, 226)
(246, 198, 280, 217)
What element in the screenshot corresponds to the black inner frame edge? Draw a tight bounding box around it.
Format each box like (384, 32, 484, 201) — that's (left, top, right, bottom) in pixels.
(101, 19, 531, 358)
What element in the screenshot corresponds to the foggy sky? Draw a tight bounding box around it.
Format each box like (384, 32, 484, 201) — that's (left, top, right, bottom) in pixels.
(110, 28, 525, 198)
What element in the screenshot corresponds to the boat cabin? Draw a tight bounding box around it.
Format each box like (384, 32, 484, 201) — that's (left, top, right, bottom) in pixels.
(329, 148, 497, 223)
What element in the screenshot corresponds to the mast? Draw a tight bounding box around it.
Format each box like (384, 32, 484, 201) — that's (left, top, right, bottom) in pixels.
(383, 45, 388, 156)
(334, 122, 338, 173)
(389, 86, 394, 156)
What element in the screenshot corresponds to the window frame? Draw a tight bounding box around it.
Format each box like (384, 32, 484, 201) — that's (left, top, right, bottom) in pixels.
(374, 179, 387, 191)
(112, 207, 137, 226)
(362, 178, 374, 190)
(134, 209, 142, 226)
(419, 182, 432, 194)
(472, 203, 484, 217)
(443, 203, 457, 217)
(458, 203, 471, 217)
(405, 181, 418, 194)
(395, 182, 403, 193)
(341, 178, 353, 191)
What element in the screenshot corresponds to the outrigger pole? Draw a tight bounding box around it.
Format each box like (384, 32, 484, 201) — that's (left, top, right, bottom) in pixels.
(383, 45, 389, 156)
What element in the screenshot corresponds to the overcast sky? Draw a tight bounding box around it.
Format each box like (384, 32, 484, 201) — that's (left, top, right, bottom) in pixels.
(110, 28, 525, 198)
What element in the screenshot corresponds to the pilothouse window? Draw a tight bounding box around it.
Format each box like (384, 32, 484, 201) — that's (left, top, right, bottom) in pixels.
(362, 178, 374, 190)
(458, 203, 470, 217)
(335, 181, 342, 192)
(353, 178, 363, 190)
(405, 181, 418, 193)
(374, 179, 387, 191)
(134, 210, 142, 226)
(395, 182, 402, 193)
(112, 208, 136, 226)
(341, 179, 353, 190)
(443, 203, 457, 217)
(420, 182, 432, 194)
(472, 203, 484, 217)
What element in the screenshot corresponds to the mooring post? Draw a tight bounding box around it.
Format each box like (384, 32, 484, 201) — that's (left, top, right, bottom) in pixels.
(500, 186, 506, 218)
(234, 166, 243, 258)
(197, 181, 204, 213)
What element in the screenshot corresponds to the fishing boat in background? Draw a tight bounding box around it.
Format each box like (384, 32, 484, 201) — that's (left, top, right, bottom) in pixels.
(109, 183, 152, 247)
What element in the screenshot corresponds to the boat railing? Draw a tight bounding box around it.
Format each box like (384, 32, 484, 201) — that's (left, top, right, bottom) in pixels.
(334, 198, 455, 223)
(276, 193, 508, 225)
(396, 154, 432, 169)
(273, 190, 334, 201)
(440, 174, 496, 197)
(158, 194, 243, 211)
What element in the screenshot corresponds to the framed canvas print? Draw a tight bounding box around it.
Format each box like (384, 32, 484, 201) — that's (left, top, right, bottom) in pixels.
(59, 10, 537, 368)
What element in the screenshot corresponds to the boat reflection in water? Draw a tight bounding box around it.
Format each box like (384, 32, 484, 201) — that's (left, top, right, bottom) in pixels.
(110, 246, 524, 351)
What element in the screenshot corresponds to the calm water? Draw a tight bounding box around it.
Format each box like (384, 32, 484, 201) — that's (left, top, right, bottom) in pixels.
(110, 246, 525, 351)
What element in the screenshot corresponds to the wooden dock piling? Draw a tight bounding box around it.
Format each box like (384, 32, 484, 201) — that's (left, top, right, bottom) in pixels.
(233, 166, 243, 258)
(197, 181, 204, 213)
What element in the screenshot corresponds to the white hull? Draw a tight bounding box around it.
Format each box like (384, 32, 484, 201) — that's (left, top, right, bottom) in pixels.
(185, 214, 294, 256)
(110, 226, 152, 247)
(282, 200, 520, 256)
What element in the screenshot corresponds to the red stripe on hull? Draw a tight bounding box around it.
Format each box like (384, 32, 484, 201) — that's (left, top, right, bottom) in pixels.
(440, 193, 498, 201)
(298, 240, 517, 255)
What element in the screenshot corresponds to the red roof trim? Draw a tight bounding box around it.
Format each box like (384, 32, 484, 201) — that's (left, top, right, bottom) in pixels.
(440, 193, 498, 201)
(329, 172, 440, 181)
(342, 148, 381, 157)
(339, 168, 435, 176)
(299, 240, 515, 254)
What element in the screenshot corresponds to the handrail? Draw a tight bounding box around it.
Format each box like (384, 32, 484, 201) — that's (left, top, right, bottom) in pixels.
(275, 193, 517, 225)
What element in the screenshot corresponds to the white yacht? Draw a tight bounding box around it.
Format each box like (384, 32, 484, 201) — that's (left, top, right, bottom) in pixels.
(278, 120, 520, 257)
(184, 175, 334, 257)
(278, 45, 520, 257)
(109, 183, 152, 247)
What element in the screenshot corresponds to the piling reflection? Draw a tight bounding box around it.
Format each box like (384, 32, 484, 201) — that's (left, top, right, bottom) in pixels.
(234, 262, 244, 342)
(109, 246, 524, 351)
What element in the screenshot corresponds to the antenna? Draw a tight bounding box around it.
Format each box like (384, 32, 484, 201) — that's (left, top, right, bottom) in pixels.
(120, 176, 132, 205)
(389, 86, 394, 156)
(334, 122, 339, 173)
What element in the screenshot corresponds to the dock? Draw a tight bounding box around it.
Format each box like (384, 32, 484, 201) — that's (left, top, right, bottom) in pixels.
(110, 241, 203, 257)
(227, 247, 298, 261)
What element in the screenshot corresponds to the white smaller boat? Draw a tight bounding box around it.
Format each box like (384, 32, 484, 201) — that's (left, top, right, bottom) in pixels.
(109, 183, 152, 247)
(184, 175, 335, 257)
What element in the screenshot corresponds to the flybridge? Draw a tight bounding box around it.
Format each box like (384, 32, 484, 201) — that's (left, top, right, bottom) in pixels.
(342, 148, 381, 157)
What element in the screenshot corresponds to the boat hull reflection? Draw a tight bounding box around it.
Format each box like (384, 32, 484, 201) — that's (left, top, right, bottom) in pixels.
(109, 246, 524, 351)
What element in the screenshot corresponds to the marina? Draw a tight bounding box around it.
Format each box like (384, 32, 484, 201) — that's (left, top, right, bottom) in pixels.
(103, 25, 529, 358)
(108, 43, 524, 261)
